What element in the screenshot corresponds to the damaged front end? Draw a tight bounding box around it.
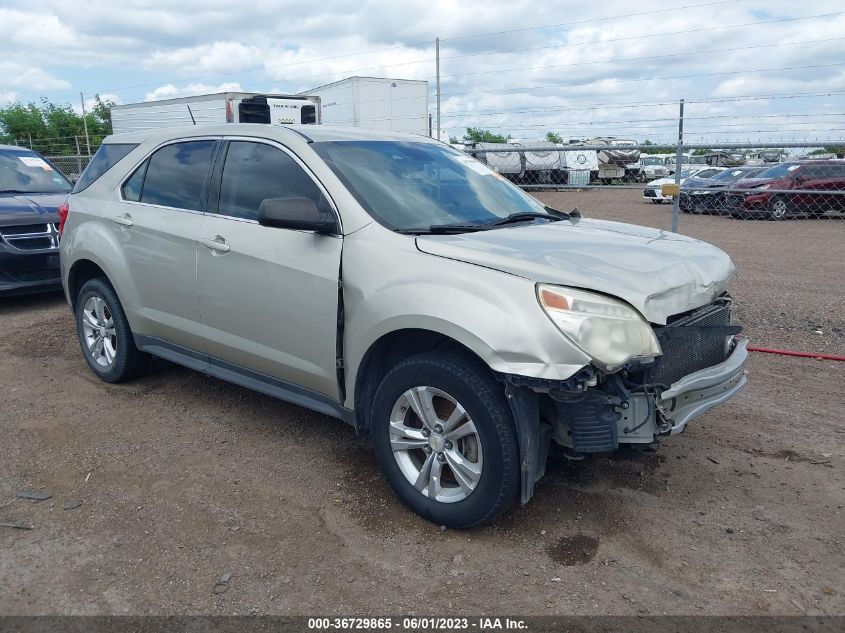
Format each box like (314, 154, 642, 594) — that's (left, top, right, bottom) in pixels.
(502, 296, 748, 504)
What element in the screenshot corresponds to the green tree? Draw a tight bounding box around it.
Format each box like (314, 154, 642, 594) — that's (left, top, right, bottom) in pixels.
(546, 132, 564, 144)
(809, 146, 845, 156)
(640, 139, 666, 154)
(463, 127, 511, 143)
(0, 95, 114, 155)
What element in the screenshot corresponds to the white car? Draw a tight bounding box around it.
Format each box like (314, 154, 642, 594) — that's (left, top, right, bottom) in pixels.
(643, 167, 725, 203)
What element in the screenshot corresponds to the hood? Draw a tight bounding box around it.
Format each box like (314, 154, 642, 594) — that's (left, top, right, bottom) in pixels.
(416, 219, 736, 324)
(646, 177, 674, 186)
(732, 177, 779, 189)
(0, 193, 66, 226)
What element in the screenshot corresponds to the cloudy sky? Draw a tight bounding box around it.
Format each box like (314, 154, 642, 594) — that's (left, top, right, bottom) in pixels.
(2, 0, 844, 142)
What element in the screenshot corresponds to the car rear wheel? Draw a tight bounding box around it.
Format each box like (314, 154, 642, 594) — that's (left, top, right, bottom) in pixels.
(371, 351, 519, 528)
(768, 196, 789, 220)
(75, 278, 144, 383)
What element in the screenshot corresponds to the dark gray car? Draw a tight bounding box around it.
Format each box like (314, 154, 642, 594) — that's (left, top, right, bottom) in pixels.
(0, 145, 71, 296)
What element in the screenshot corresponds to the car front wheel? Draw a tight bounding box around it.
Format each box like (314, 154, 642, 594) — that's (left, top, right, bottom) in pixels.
(371, 351, 519, 528)
(768, 196, 789, 220)
(75, 278, 144, 383)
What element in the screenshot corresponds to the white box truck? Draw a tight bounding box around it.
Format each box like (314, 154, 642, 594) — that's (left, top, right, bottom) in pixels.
(110, 93, 321, 134)
(301, 76, 429, 136)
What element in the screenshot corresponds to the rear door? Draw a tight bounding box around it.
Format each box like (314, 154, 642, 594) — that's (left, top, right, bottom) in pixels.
(114, 138, 219, 350)
(196, 138, 343, 399)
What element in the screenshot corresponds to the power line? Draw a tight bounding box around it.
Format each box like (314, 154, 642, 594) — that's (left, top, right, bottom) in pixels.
(164, 18, 840, 100)
(435, 37, 842, 81)
(441, 111, 845, 124)
(439, 62, 845, 99)
(436, 12, 845, 64)
(439, 0, 745, 41)
(67, 0, 749, 98)
(435, 91, 845, 117)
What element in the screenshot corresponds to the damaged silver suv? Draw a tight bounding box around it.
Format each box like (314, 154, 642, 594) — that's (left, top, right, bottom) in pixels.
(60, 125, 747, 528)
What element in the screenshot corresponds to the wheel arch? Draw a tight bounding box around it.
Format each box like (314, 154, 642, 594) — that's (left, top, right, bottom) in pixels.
(352, 327, 493, 434)
(67, 259, 109, 310)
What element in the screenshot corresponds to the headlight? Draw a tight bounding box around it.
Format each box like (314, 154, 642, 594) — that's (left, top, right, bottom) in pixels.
(754, 184, 771, 190)
(537, 284, 662, 372)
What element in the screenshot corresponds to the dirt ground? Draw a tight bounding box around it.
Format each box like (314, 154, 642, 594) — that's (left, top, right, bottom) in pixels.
(1, 189, 843, 616)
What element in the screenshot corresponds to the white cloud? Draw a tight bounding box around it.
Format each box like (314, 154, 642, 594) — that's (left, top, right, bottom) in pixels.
(0, 62, 71, 91)
(144, 41, 263, 75)
(144, 82, 243, 101)
(0, 0, 843, 141)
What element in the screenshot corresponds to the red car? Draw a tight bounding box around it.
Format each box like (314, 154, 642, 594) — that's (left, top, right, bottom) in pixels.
(727, 161, 845, 220)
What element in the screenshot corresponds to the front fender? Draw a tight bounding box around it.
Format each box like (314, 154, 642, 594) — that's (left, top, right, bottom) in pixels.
(342, 226, 591, 407)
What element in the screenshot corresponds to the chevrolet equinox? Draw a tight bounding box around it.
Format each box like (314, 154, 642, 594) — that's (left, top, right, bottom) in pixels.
(60, 124, 748, 527)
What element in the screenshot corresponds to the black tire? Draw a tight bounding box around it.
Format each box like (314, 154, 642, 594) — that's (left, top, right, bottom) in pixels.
(75, 277, 144, 383)
(371, 351, 519, 528)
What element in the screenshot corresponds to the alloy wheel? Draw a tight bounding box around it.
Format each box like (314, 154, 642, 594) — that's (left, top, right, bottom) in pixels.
(389, 386, 483, 503)
(770, 198, 788, 219)
(81, 295, 117, 367)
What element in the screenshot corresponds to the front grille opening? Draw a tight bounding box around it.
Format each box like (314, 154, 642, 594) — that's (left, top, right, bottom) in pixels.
(0, 224, 48, 236)
(10, 269, 60, 283)
(7, 237, 54, 250)
(649, 300, 733, 387)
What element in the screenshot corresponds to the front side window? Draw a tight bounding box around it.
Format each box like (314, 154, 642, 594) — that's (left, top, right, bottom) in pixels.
(72, 143, 137, 193)
(0, 148, 72, 194)
(140, 141, 216, 211)
(121, 159, 148, 202)
(217, 141, 327, 221)
(312, 141, 548, 231)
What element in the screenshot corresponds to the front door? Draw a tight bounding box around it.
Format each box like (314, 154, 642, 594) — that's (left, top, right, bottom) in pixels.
(196, 139, 342, 399)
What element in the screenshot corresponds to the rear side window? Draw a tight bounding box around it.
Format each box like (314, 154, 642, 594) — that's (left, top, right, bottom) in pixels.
(217, 141, 327, 221)
(72, 143, 138, 193)
(140, 141, 216, 211)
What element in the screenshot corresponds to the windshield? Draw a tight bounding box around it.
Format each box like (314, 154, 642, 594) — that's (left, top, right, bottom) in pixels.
(688, 155, 708, 164)
(641, 157, 663, 165)
(0, 148, 72, 194)
(312, 141, 549, 231)
(755, 163, 801, 179)
(712, 169, 751, 182)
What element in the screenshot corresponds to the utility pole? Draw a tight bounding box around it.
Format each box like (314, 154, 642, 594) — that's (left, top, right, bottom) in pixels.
(435, 37, 441, 141)
(74, 136, 82, 175)
(670, 98, 684, 233)
(80, 92, 91, 156)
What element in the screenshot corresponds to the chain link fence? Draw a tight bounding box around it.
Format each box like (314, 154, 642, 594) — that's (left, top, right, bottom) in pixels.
(1, 134, 103, 181)
(464, 140, 845, 356)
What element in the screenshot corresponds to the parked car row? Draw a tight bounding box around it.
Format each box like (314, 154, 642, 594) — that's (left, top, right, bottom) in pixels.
(645, 160, 845, 220)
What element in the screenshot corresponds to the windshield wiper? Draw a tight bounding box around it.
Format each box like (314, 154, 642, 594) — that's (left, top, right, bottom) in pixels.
(397, 208, 575, 236)
(0, 189, 30, 194)
(482, 211, 564, 226)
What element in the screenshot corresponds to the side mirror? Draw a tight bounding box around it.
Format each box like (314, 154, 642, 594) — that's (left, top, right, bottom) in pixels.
(258, 196, 338, 234)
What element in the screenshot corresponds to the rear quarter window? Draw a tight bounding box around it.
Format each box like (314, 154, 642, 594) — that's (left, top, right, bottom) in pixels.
(72, 143, 139, 193)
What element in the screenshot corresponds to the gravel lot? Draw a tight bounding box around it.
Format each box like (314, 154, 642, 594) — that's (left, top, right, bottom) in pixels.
(1, 188, 843, 616)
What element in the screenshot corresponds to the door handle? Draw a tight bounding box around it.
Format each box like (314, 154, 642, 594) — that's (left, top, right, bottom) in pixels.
(112, 213, 134, 227)
(200, 236, 230, 253)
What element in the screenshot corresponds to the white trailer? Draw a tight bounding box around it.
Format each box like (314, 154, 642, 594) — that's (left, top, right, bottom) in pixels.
(301, 76, 429, 136)
(560, 146, 599, 185)
(521, 142, 561, 172)
(110, 92, 321, 134)
(473, 142, 524, 177)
